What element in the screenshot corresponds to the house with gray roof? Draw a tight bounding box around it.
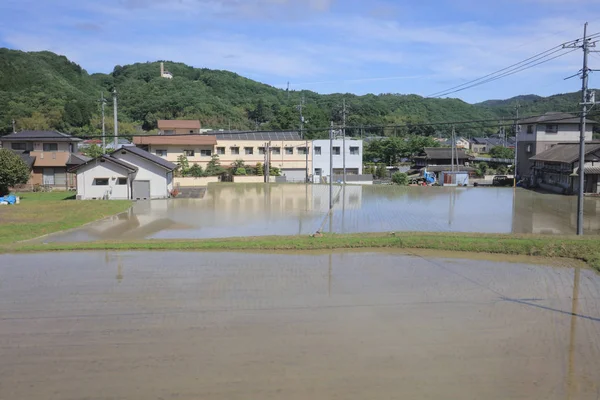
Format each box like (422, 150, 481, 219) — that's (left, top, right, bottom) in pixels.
(69, 147, 177, 200)
(530, 141, 600, 194)
(517, 112, 595, 183)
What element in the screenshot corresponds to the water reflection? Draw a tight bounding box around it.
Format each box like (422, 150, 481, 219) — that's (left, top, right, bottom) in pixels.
(38, 184, 600, 242)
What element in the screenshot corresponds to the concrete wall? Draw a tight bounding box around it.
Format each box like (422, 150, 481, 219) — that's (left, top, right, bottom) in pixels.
(312, 139, 363, 182)
(518, 123, 593, 143)
(175, 176, 220, 187)
(76, 161, 130, 200)
(113, 151, 171, 199)
(233, 176, 265, 183)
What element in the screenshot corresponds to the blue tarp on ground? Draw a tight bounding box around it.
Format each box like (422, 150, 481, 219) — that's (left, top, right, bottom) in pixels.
(0, 195, 17, 204)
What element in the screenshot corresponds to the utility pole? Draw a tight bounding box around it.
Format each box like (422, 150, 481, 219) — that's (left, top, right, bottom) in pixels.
(564, 22, 596, 235)
(329, 121, 334, 211)
(112, 88, 118, 150)
(342, 98, 347, 184)
(514, 102, 520, 188)
(451, 125, 455, 172)
(99, 92, 107, 153)
(298, 96, 308, 183)
(265, 141, 271, 183)
(11, 119, 16, 133)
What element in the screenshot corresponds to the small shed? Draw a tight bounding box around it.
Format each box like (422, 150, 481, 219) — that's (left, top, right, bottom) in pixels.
(440, 171, 469, 187)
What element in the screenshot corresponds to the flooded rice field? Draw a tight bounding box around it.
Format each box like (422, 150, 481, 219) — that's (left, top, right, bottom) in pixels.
(39, 184, 600, 243)
(1, 250, 599, 399)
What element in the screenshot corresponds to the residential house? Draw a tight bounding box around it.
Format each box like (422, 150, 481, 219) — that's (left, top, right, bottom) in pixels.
(70, 146, 177, 200)
(529, 141, 600, 194)
(412, 147, 475, 176)
(470, 136, 516, 154)
(133, 131, 312, 181)
(312, 139, 364, 183)
(157, 120, 201, 135)
(517, 112, 595, 182)
(455, 137, 470, 149)
(0, 130, 84, 189)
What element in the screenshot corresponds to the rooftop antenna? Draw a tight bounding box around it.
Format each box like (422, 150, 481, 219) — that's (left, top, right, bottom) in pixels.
(286, 81, 290, 100)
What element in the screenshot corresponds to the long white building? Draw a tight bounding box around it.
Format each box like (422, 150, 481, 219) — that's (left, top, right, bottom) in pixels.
(312, 138, 363, 183)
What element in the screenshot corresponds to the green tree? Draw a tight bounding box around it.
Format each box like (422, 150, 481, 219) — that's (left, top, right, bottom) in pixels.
(205, 154, 225, 176)
(255, 162, 264, 176)
(391, 172, 409, 185)
(375, 163, 387, 179)
(0, 149, 30, 195)
(81, 144, 104, 158)
(177, 155, 190, 176)
(488, 146, 514, 159)
(188, 163, 204, 177)
(475, 162, 489, 178)
(235, 167, 247, 176)
(497, 165, 508, 175)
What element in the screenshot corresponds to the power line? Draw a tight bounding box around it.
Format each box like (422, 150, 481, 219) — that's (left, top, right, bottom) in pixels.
(427, 32, 600, 98)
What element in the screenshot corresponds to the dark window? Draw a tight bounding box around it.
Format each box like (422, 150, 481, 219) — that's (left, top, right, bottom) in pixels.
(258, 147, 265, 155)
(156, 149, 167, 157)
(200, 149, 212, 157)
(230, 147, 240, 155)
(184, 150, 195, 157)
(527, 125, 534, 134)
(333, 146, 341, 155)
(189, 130, 194, 134)
(11, 142, 26, 150)
(43, 143, 58, 151)
(315, 168, 322, 175)
(350, 146, 360, 155)
(245, 147, 254, 155)
(546, 124, 558, 133)
(298, 147, 308, 155)
(285, 147, 293, 155)
(216, 147, 225, 155)
(314, 146, 321, 155)
(117, 177, 127, 185)
(94, 178, 109, 186)
(271, 147, 281, 155)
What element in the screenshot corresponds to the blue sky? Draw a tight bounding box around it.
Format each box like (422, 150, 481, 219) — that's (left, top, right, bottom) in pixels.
(2, 0, 600, 103)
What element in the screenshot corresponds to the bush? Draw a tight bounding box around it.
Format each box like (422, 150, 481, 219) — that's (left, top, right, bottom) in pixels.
(235, 167, 247, 176)
(375, 163, 387, 179)
(0, 149, 30, 195)
(188, 163, 204, 177)
(255, 162, 264, 176)
(497, 165, 508, 175)
(391, 172, 409, 185)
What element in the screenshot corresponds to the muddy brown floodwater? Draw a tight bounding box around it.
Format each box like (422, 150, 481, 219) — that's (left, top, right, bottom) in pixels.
(1, 250, 600, 399)
(34, 185, 600, 243)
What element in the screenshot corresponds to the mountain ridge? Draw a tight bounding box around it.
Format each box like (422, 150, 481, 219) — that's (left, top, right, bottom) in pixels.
(0, 48, 594, 137)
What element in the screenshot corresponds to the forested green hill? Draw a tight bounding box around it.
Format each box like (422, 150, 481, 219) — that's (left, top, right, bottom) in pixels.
(0, 48, 591, 138)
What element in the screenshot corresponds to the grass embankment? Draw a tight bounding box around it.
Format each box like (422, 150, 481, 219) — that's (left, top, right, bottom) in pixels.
(0, 192, 131, 244)
(4, 231, 600, 271)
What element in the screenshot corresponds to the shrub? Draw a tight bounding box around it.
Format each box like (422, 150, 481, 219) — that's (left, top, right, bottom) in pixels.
(235, 167, 247, 176)
(391, 172, 409, 185)
(188, 163, 204, 177)
(0, 149, 30, 195)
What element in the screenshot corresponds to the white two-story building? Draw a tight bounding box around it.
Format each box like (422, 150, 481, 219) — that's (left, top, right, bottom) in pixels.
(312, 138, 364, 183)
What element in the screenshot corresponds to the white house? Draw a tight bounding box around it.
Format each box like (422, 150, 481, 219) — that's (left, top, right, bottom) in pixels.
(70, 147, 177, 200)
(312, 138, 364, 183)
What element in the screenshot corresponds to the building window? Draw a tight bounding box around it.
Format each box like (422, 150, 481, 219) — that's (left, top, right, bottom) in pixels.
(184, 149, 195, 157)
(156, 149, 167, 157)
(349, 146, 360, 155)
(527, 125, 534, 134)
(230, 146, 240, 155)
(271, 147, 281, 155)
(117, 177, 127, 185)
(43, 143, 58, 151)
(315, 168, 322, 176)
(245, 147, 254, 155)
(189, 130, 194, 134)
(11, 142, 27, 150)
(298, 147, 308, 155)
(526, 144, 532, 153)
(216, 147, 225, 155)
(93, 178, 109, 186)
(546, 124, 558, 133)
(258, 147, 265, 155)
(285, 147, 294, 155)
(333, 146, 341, 155)
(315, 146, 321, 155)
(200, 149, 212, 157)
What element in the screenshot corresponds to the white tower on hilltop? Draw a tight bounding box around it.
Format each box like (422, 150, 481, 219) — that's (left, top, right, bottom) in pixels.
(160, 62, 173, 79)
